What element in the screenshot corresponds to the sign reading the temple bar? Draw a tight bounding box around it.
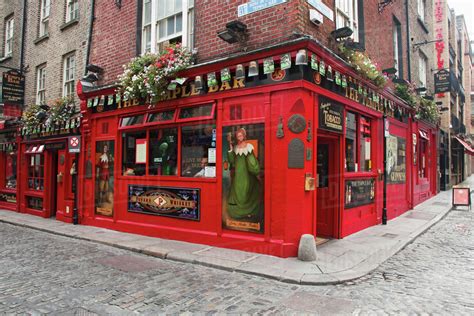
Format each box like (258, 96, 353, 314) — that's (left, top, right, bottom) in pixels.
(434, 69, 450, 94)
(319, 97, 344, 133)
(345, 178, 375, 208)
(1, 70, 25, 105)
(128, 185, 200, 221)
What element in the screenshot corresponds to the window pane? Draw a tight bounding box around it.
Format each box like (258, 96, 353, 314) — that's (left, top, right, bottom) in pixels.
(95, 140, 115, 217)
(167, 16, 175, 36)
(121, 115, 145, 127)
(149, 128, 177, 175)
(181, 124, 216, 177)
(144, 0, 152, 25)
(176, 13, 182, 33)
(359, 116, 371, 171)
(147, 109, 175, 123)
(345, 112, 357, 172)
(158, 20, 166, 39)
(178, 104, 213, 120)
(122, 131, 147, 176)
(5, 152, 17, 189)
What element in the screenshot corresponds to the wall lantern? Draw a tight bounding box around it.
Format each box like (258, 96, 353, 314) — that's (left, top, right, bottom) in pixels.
(423, 95, 434, 100)
(217, 21, 248, 44)
(392, 77, 409, 85)
(331, 27, 353, 40)
(194, 76, 203, 90)
(382, 67, 398, 75)
(343, 39, 364, 51)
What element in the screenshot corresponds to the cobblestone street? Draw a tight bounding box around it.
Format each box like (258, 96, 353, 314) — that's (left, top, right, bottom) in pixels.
(1, 208, 473, 315)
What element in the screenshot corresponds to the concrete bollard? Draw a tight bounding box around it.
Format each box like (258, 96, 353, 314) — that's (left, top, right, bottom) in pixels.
(298, 234, 317, 261)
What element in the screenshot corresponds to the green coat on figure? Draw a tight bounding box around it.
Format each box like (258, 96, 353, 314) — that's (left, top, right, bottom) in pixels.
(227, 143, 261, 219)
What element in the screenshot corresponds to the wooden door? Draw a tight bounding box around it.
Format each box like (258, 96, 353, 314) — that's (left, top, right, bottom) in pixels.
(316, 138, 339, 238)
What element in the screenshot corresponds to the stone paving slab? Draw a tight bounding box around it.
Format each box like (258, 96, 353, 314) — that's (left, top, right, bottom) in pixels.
(0, 178, 467, 285)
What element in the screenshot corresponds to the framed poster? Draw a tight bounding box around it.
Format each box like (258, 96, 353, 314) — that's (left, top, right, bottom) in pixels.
(135, 139, 147, 164)
(222, 123, 265, 233)
(95, 140, 115, 216)
(128, 185, 200, 220)
(386, 135, 406, 184)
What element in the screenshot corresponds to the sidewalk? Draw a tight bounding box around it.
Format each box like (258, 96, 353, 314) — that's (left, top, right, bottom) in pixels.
(1, 176, 471, 285)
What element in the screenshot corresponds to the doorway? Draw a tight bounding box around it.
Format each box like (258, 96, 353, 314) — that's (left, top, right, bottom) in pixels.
(316, 135, 340, 238)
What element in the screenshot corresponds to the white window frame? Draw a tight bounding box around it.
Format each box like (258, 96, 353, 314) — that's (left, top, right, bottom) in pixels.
(418, 52, 427, 88)
(4, 17, 14, 57)
(39, 0, 51, 37)
(66, 0, 79, 23)
(393, 23, 400, 76)
(62, 53, 76, 97)
(36, 65, 46, 105)
(335, 0, 358, 41)
(141, 0, 194, 54)
(417, 0, 425, 21)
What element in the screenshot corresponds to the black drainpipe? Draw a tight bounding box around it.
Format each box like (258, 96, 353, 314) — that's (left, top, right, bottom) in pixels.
(405, 0, 411, 82)
(19, 0, 27, 74)
(84, 0, 96, 75)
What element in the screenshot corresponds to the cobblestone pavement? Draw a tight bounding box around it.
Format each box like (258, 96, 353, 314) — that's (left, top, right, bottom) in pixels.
(1, 209, 472, 315)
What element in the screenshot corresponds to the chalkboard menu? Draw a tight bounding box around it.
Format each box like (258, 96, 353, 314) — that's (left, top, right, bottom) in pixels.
(345, 178, 375, 208)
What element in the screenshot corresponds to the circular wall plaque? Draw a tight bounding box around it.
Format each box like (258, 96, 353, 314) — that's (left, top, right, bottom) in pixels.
(287, 114, 307, 134)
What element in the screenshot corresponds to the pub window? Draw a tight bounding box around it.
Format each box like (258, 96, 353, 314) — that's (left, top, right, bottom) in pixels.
(345, 112, 357, 172)
(359, 116, 372, 172)
(121, 114, 145, 127)
(28, 153, 44, 191)
(419, 138, 428, 178)
(5, 150, 17, 189)
(177, 103, 215, 121)
(181, 124, 216, 177)
(345, 112, 372, 172)
(122, 130, 147, 176)
(149, 128, 178, 175)
(147, 109, 176, 123)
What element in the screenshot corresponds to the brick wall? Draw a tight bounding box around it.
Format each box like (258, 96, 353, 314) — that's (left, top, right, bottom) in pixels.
(194, 0, 336, 62)
(23, 0, 90, 106)
(89, 1, 137, 86)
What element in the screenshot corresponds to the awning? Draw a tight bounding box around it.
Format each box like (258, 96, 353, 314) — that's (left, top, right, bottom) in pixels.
(419, 130, 429, 141)
(25, 144, 45, 154)
(454, 136, 474, 156)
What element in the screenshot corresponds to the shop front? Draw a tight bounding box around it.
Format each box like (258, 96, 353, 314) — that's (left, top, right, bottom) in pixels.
(77, 39, 420, 257)
(0, 127, 20, 211)
(411, 121, 438, 206)
(18, 120, 81, 222)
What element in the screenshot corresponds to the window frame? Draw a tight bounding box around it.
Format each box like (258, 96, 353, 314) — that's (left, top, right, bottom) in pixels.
(335, 0, 359, 42)
(36, 64, 46, 105)
(118, 102, 216, 179)
(4, 16, 14, 57)
(62, 53, 76, 97)
(141, 0, 194, 54)
(393, 17, 403, 78)
(418, 52, 427, 88)
(66, 0, 79, 23)
(39, 0, 51, 37)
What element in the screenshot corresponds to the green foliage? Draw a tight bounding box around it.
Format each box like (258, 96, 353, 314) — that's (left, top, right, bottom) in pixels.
(22, 96, 77, 131)
(117, 43, 193, 102)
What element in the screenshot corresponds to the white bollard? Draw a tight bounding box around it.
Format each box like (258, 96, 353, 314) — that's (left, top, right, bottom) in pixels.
(298, 234, 317, 261)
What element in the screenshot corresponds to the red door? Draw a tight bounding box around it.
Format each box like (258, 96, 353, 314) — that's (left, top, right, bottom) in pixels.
(316, 137, 340, 238)
(55, 149, 67, 216)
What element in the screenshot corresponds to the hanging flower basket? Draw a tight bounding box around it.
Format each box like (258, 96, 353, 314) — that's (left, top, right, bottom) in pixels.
(117, 43, 193, 103)
(337, 43, 387, 88)
(21, 96, 77, 132)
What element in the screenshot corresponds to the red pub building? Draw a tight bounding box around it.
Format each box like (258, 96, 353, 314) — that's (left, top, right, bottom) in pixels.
(76, 38, 438, 257)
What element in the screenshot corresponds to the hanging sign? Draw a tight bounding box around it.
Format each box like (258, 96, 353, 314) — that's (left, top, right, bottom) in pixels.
(68, 136, 81, 153)
(128, 185, 200, 220)
(1, 70, 25, 105)
(238, 0, 287, 17)
(319, 97, 344, 133)
(434, 69, 450, 94)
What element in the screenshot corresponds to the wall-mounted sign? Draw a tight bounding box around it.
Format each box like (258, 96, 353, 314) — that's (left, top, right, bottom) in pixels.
(345, 179, 375, 208)
(128, 185, 200, 221)
(307, 0, 334, 21)
(1, 70, 25, 105)
(68, 136, 81, 153)
(319, 97, 344, 133)
(386, 135, 406, 184)
(434, 69, 450, 94)
(288, 138, 305, 168)
(238, 0, 287, 17)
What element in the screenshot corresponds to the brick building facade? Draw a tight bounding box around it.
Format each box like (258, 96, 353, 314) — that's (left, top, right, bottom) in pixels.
(23, 0, 91, 106)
